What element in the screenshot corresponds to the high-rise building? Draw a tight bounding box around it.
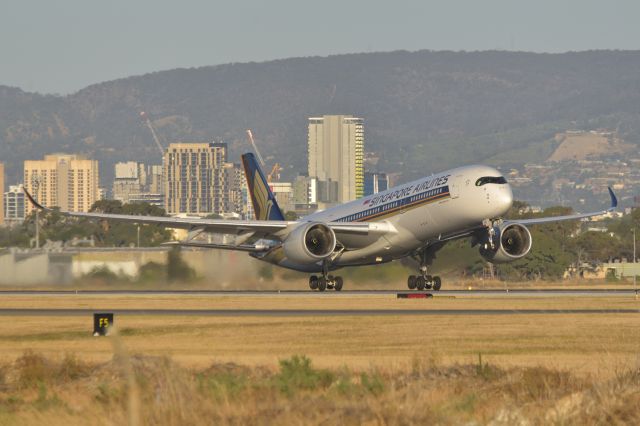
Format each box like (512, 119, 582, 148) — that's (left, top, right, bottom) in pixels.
(112, 161, 145, 204)
(308, 115, 364, 204)
(364, 172, 389, 196)
(3, 185, 25, 226)
(128, 193, 165, 208)
(225, 163, 253, 219)
(0, 162, 4, 225)
(163, 142, 227, 215)
(270, 182, 294, 213)
(24, 154, 99, 216)
(293, 175, 312, 205)
(148, 165, 164, 195)
(112, 162, 164, 207)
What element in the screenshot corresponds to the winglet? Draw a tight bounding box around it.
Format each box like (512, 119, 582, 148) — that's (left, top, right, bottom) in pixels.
(607, 187, 618, 211)
(22, 186, 47, 210)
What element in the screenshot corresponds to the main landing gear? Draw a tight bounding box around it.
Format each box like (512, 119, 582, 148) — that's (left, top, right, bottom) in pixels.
(407, 248, 442, 291)
(309, 259, 343, 291)
(309, 275, 343, 292)
(407, 272, 441, 291)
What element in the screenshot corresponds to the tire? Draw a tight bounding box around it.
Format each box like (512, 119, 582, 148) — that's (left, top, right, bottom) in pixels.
(334, 276, 343, 291)
(416, 276, 426, 291)
(318, 277, 327, 292)
(407, 275, 417, 290)
(424, 275, 433, 290)
(309, 275, 318, 290)
(433, 276, 442, 291)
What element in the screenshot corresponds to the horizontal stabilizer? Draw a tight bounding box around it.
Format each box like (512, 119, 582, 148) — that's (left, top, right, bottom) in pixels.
(162, 241, 271, 252)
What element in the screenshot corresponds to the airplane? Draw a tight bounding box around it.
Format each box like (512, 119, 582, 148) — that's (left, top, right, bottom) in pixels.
(23, 153, 617, 292)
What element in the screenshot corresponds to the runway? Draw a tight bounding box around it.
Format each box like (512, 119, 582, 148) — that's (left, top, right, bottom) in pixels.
(0, 289, 636, 297)
(0, 308, 637, 316)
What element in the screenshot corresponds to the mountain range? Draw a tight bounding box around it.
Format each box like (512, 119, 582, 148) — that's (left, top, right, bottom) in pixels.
(2, 50, 640, 185)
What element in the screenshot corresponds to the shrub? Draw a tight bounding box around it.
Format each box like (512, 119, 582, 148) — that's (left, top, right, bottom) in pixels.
(86, 265, 120, 280)
(15, 350, 52, 389)
(15, 351, 91, 389)
(360, 371, 385, 395)
(138, 261, 167, 283)
(56, 353, 91, 382)
(275, 355, 334, 396)
(197, 371, 247, 399)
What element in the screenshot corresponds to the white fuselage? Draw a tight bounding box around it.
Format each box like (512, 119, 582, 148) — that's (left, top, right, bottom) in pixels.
(261, 165, 513, 272)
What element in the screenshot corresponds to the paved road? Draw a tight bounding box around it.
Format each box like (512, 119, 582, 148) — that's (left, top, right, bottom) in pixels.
(0, 289, 636, 297)
(0, 308, 637, 316)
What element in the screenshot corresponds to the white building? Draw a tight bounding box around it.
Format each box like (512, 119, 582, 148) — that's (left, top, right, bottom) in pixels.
(3, 185, 25, 225)
(308, 115, 364, 204)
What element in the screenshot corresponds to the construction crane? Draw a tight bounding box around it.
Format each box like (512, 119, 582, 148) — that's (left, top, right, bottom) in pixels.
(140, 111, 165, 156)
(246, 129, 280, 182)
(268, 163, 281, 183)
(245, 129, 266, 167)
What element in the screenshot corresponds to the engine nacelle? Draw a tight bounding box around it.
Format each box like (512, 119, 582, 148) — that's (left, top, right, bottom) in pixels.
(479, 223, 532, 264)
(283, 222, 337, 265)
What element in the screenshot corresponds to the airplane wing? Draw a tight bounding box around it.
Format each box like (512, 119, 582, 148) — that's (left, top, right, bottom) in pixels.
(420, 187, 619, 250)
(22, 186, 392, 239)
(504, 187, 618, 226)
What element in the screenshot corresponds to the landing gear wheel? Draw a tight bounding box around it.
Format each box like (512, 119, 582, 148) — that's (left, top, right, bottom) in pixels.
(425, 275, 433, 290)
(407, 275, 417, 290)
(318, 277, 327, 292)
(433, 276, 442, 291)
(416, 276, 426, 291)
(334, 276, 343, 291)
(326, 275, 335, 290)
(309, 275, 318, 290)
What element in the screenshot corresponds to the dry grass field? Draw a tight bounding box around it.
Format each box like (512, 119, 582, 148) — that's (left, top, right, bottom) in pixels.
(0, 294, 637, 371)
(0, 293, 637, 424)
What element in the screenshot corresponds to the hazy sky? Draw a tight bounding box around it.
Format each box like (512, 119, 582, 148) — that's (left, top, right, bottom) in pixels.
(2, 0, 639, 94)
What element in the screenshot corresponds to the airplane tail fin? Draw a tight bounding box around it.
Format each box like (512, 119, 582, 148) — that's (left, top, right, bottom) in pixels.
(241, 153, 285, 221)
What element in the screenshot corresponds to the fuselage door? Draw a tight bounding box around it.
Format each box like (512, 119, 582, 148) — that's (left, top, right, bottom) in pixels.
(449, 174, 462, 199)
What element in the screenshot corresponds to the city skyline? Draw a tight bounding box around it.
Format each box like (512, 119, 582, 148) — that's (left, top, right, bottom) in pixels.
(4, 122, 638, 223)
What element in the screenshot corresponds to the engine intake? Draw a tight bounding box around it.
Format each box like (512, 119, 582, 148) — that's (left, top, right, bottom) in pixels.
(283, 222, 337, 265)
(479, 223, 532, 263)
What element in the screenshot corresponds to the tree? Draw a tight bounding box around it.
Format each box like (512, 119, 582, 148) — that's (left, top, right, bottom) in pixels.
(89, 201, 172, 247)
(571, 231, 621, 263)
(284, 211, 298, 221)
(4, 201, 173, 248)
(90, 199, 125, 214)
(167, 247, 196, 282)
(498, 228, 573, 280)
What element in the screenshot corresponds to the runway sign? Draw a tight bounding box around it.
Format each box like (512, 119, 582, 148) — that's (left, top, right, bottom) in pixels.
(397, 293, 433, 299)
(93, 313, 114, 336)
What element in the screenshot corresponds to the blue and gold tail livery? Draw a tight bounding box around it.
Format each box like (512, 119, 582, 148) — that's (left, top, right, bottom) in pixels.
(241, 153, 285, 221)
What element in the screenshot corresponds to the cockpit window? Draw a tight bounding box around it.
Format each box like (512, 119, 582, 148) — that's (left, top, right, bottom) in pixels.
(475, 176, 507, 186)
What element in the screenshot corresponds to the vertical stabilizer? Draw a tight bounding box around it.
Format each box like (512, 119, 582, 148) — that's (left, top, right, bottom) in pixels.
(241, 153, 285, 221)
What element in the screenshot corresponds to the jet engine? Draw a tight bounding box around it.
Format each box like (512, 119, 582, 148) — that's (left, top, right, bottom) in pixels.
(479, 223, 532, 263)
(283, 222, 337, 265)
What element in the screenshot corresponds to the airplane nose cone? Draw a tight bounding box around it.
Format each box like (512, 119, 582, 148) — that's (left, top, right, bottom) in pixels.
(488, 185, 513, 217)
(499, 185, 514, 213)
